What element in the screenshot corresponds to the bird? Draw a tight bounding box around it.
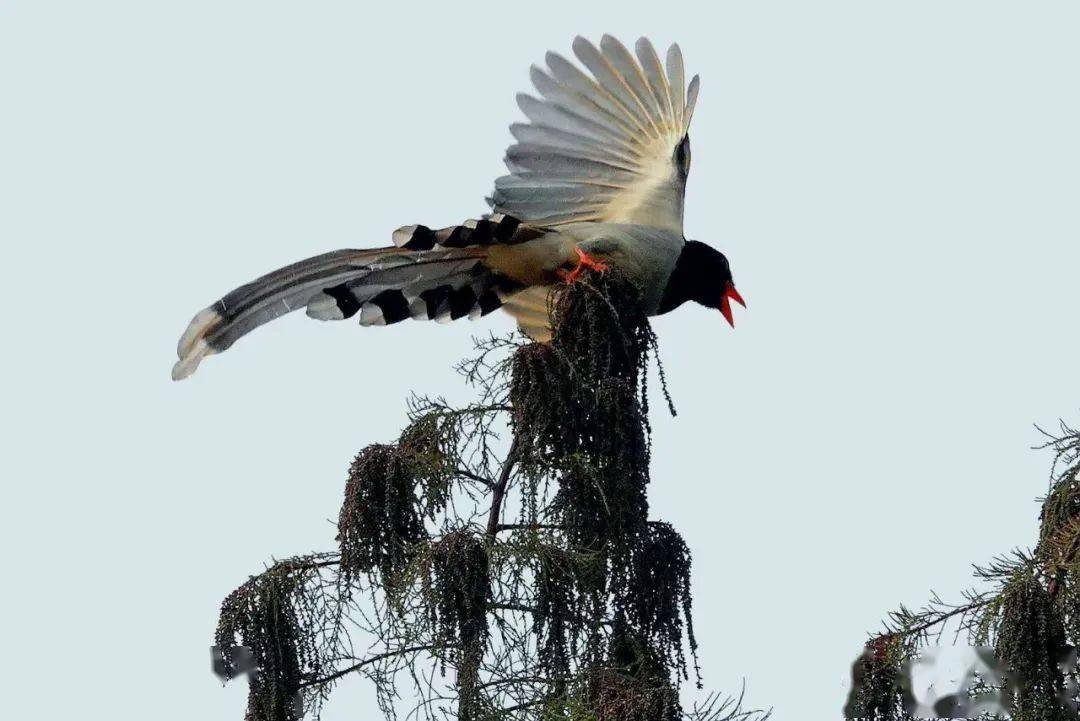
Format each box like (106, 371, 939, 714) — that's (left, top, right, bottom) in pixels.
(172, 35, 745, 381)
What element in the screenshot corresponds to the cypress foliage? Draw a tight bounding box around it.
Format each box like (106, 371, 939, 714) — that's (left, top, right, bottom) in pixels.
(430, 531, 491, 720)
(842, 635, 908, 721)
(337, 444, 424, 587)
(858, 421, 1080, 718)
(209, 271, 768, 721)
(214, 559, 331, 721)
(995, 570, 1070, 720)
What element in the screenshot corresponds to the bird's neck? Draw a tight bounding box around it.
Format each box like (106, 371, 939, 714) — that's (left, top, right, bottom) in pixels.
(656, 241, 724, 314)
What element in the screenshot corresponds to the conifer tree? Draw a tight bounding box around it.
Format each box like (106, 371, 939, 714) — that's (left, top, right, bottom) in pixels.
(846, 423, 1080, 720)
(211, 272, 771, 721)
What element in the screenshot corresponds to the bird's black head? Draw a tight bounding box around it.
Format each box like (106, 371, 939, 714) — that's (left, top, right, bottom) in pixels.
(657, 240, 746, 326)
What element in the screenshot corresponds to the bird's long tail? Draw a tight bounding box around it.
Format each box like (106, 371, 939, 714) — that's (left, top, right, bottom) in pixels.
(173, 216, 534, 380)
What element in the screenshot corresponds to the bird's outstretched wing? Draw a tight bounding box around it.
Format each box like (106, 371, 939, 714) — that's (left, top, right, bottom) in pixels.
(490, 35, 700, 235)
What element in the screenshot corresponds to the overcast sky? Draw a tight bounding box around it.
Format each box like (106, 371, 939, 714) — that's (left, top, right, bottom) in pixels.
(3, 2, 1079, 719)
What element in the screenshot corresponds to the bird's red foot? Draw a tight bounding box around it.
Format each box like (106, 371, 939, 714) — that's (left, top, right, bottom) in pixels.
(558, 247, 609, 284)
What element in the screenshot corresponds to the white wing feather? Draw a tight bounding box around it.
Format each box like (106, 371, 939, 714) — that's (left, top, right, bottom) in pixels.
(491, 36, 699, 234)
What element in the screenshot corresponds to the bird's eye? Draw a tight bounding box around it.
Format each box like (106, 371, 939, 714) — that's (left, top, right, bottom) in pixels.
(674, 135, 691, 177)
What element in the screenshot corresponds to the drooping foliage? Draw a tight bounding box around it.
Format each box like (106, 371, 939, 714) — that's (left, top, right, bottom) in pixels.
(210, 270, 768, 721)
(576, 634, 684, 721)
(841, 635, 908, 721)
(619, 522, 700, 683)
(215, 558, 337, 721)
(533, 544, 585, 684)
(859, 421, 1080, 719)
(995, 570, 1070, 719)
(337, 444, 424, 587)
(428, 530, 491, 720)
(510, 274, 656, 553)
(508, 275, 698, 694)
(1037, 427, 1080, 649)
(397, 404, 469, 518)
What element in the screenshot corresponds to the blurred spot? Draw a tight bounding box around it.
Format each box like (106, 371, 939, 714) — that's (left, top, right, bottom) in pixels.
(210, 645, 256, 682)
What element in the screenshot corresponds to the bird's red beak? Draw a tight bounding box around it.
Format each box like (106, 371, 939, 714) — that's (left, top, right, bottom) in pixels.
(720, 282, 746, 327)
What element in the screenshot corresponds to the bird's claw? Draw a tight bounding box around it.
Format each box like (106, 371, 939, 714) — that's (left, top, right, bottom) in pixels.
(558, 247, 609, 284)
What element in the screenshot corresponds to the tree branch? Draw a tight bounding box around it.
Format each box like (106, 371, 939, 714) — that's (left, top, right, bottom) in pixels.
(486, 437, 520, 538)
(300, 645, 440, 688)
(490, 602, 537, 614)
(495, 523, 565, 533)
(888, 596, 993, 641)
(479, 675, 551, 690)
(456, 467, 495, 489)
(500, 697, 551, 714)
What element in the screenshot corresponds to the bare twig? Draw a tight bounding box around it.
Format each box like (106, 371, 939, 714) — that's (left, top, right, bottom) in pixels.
(301, 645, 441, 688)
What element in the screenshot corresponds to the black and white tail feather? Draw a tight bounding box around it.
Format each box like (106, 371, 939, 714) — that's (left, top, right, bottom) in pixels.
(174, 35, 705, 380)
(172, 216, 532, 380)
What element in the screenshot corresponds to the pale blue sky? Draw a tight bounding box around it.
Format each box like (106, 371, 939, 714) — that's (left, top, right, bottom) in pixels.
(2, 2, 1078, 719)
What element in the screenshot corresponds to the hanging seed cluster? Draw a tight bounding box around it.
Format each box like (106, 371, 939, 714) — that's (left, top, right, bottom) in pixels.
(428, 531, 490, 720)
(533, 546, 583, 682)
(996, 571, 1070, 719)
(576, 634, 683, 721)
(616, 522, 699, 682)
(984, 425, 1080, 717)
(532, 540, 612, 690)
(1039, 472, 1080, 555)
(841, 635, 907, 721)
(1037, 431, 1080, 650)
(510, 273, 654, 551)
(510, 271, 700, 694)
(397, 409, 461, 517)
(215, 565, 318, 721)
(208, 267, 765, 721)
(337, 444, 425, 586)
(429, 531, 490, 656)
(1022, 423, 1080, 718)
(862, 423, 1080, 717)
